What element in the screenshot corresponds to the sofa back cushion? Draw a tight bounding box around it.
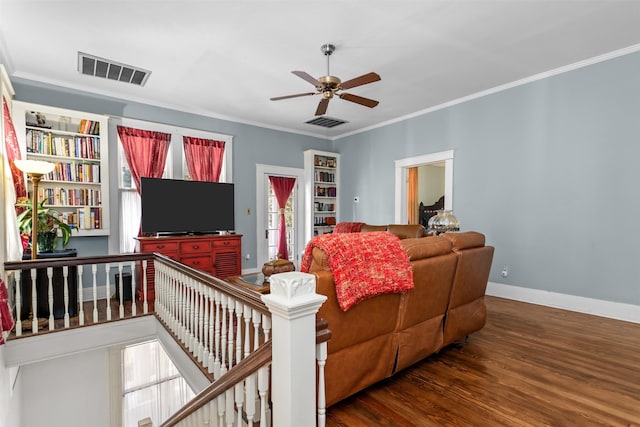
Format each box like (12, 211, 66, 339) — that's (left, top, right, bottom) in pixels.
(387, 224, 425, 239)
(442, 230, 485, 250)
(398, 237, 457, 328)
(360, 224, 387, 233)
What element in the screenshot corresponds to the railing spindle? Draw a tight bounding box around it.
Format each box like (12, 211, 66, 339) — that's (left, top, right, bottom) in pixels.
(317, 341, 328, 427)
(63, 266, 70, 327)
(77, 264, 84, 326)
(130, 261, 137, 317)
(15, 272, 22, 336)
(118, 262, 124, 319)
(30, 268, 38, 333)
(142, 259, 148, 313)
(92, 263, 98, 323)
(258, 365, 269, 427)
(47, 267, 54, 330)
(220, 294, 227, 376)
(104, 263, 111, 321)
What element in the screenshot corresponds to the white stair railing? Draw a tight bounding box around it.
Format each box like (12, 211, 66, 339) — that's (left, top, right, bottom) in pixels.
(153, 269, 328, 427)
(4, 253, 151, 337)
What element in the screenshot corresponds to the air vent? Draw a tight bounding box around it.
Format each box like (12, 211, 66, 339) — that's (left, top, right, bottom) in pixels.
(305, 116, 348, 128)
(78, 52, 151, 86)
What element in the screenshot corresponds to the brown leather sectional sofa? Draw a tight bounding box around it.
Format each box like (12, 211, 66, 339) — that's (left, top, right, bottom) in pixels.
(306, 224, 494, 406)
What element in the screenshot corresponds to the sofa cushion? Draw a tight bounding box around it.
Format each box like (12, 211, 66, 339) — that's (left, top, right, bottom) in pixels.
(442, 231, 485, 250)
(401, 236, 452, 261)
(386, 224, 425, 239)
(360, 224, 387, 233)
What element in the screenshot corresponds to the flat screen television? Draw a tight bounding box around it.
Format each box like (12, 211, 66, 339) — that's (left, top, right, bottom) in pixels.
(141, 177, 235, 235)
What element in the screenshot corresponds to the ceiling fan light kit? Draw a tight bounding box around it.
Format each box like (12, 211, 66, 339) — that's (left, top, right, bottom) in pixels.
(271, 43, 381, 116)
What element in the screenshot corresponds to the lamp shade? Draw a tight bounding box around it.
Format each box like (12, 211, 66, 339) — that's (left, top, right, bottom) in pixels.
(14, 159, 55, 175)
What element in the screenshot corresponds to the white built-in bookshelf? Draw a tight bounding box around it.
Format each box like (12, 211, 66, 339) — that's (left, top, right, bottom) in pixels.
(304, 149, 340, 243)
(13, 101, 110, 237)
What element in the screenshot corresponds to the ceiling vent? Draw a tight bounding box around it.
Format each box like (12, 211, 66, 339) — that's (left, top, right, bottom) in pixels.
(78, 52, 151, 86)
(305, 116, 347, 128)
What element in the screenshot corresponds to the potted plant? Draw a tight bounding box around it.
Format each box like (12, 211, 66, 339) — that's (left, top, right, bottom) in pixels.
(16, 197, 72, 253)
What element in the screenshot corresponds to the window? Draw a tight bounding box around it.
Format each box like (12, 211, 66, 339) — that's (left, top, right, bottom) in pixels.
(111, 117, 233, 253)
(120, 340, 195, 427)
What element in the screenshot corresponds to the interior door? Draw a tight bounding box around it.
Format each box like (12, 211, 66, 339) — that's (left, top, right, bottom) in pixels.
(256, 165, 304, 269)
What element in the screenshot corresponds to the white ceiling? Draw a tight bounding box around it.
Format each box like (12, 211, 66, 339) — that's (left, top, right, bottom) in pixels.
(2, 1, 640, 139)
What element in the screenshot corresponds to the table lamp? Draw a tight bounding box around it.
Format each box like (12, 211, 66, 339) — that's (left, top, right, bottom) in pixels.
(14, 159, 55, 259)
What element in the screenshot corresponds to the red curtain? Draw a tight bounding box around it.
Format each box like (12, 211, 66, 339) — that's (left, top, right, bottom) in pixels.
(117, 126, 171, 193)
(3, 96, 26, 198)
(269, 176, 296, 260)
(183, 137, 225, 182)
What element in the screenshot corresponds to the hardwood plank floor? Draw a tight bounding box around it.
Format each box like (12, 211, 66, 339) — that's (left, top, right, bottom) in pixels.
(326, 296, 640, 426)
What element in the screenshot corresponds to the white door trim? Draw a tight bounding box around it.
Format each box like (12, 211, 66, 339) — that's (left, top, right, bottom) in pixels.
(256, 164, 305, 267)
(394, 150, 454, 223)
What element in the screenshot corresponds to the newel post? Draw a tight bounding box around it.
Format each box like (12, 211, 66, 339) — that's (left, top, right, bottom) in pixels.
(261, 271, 327, 427)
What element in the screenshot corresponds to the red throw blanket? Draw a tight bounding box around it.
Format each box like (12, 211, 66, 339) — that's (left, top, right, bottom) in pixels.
(301, 231, 414, 311)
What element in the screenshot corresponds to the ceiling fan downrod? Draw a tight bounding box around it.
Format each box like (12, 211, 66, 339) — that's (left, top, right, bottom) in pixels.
(321, 43, 335, 76)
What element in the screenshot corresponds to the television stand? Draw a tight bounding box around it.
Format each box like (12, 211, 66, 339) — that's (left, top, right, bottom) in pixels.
(135, 234, 242, 301)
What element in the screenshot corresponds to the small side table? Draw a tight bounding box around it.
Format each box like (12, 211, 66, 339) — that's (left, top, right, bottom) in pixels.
(19, 249, 78, 320)
(225, 273, 270, 294)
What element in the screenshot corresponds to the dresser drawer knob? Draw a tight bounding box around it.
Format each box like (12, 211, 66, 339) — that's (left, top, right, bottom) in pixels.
(193, 245, 199, 249)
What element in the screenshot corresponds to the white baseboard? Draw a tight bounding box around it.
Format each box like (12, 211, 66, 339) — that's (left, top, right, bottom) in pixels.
(486, 282, 640, 324)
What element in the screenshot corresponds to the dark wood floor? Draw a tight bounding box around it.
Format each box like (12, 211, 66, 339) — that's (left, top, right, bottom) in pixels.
(326, 296, 640, 427)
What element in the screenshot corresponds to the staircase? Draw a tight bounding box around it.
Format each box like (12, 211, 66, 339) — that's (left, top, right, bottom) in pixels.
(2, 253, 331, 427)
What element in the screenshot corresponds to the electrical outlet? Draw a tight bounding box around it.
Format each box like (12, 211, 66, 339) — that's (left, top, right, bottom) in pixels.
(501, 265, 509, 277)
(353, 196, 360, 203)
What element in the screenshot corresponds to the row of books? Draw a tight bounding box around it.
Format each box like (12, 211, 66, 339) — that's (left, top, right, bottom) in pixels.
(314, 171, 336, 183)
(56, 207, 102, 230)
(77, 119, 100, 135)
(38, 187, 102, 207)
(314, 215, 336, 226)
(314, 156, 337, 168)
(314, 202, 335, 212)
(315, 186, 337, 197)
(26, 130, 101, 159)
(45, 162, 100, 183)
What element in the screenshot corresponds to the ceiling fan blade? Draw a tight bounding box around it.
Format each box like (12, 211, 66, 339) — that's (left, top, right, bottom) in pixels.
(292, 71, 322, 87)
(339, 93, 379, 108)
(315, 98, 330, 116)
(270, 92, 316, 101)
(339, 72, 381, 90)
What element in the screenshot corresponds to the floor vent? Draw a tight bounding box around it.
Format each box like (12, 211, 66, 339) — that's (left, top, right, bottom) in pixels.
(305, 116, 348, 128)
(77, 52, 151, 86)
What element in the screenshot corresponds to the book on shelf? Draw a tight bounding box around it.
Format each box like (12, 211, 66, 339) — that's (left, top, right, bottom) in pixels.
(76, 206, 102, 230)
(77, 119, 100, 135)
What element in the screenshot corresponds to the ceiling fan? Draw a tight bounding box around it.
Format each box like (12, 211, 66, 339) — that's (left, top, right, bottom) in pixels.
(270, 43, 381, 116)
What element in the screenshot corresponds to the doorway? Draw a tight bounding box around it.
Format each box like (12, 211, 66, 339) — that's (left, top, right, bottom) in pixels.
(256, 164, 305, 268)
(394, 150, 454, 224)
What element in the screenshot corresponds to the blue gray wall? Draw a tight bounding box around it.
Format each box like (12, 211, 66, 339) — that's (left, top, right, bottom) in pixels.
(334, 51, 640, 306)
(13, 49, 640, 306)
(11, 78, 330, 270)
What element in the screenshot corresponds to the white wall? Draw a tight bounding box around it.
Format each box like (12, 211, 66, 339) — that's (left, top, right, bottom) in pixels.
(19, 348, 111, 427)
(417, 164, 445, 206)
(0, 348, 21, 427)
